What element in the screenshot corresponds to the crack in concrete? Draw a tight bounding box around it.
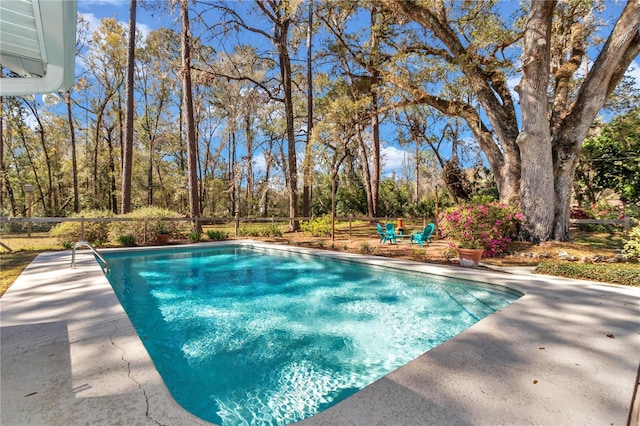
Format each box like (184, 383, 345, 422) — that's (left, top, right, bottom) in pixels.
(109, 320, 165, 426)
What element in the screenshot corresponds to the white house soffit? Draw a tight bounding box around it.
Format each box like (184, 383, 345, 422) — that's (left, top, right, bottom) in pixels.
(0, 0, 77, 96)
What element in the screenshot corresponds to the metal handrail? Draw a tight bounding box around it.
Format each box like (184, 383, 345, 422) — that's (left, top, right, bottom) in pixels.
(71, 241, 109, 274)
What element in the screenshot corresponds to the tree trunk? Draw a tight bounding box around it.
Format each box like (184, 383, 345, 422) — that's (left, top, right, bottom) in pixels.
(303, 0, 314, 219)
(369, 6, 381, 218)
(371, 89, 381, 217)
(24, 101, 54, 214)
(64, 92, 80, 213)
(515, 1, 556, 242)
(121, 0, 137, 214)
(278, 28, 299, 231)
(331, 172, 337, 241)
(229, 131, 236, 216)
(244, 114, 254, 216)
(414, 145, 420, 206)
(180, 0, 201, 231)
(356, 122, 375, 222)
(147, 141, 153, 206)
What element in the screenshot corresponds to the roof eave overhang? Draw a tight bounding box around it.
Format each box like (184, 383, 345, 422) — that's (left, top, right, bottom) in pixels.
(0, 0, 77, 96)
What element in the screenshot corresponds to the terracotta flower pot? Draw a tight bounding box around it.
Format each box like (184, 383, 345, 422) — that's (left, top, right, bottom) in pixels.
(156, 233, 170, 245)
(456, 248, 484, 267)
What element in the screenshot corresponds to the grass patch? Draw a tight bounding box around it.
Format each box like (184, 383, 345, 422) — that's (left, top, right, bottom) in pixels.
(0, 233, 61, 251)
(0, 251, 38, 297)
(535, 261, 640, 287)
(570, 231, 627, 250)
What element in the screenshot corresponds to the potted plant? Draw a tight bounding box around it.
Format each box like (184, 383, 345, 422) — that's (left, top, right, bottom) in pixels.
(439, 202, 523, 266)
(156, 222, 170, 245)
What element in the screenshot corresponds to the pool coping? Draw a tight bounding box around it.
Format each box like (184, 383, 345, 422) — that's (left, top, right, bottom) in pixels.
(1, 240, 639, 425)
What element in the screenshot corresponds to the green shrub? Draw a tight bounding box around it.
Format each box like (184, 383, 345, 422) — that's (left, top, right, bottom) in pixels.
(109, 207, 189, 243)
(117, 234, 136, 247)
(535, 262, 640, 287)
(238, 226, 260, 237)
(301, 215, 332, 237)
(358, 242, 379, 255)
(50, 209, 114, 247)
(260, 223, 284, 237)
(238, 223, 283, 238)
(623, 225, 640, 260)
(410, 249, 427, 261)
(188, 230, 202, 242)
(206, 229, 228, 241)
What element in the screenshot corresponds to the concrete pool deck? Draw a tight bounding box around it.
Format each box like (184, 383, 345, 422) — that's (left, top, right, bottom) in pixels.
(1, 241, 638, 425)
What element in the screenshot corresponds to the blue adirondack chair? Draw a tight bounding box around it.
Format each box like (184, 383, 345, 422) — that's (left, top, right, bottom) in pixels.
(376, 223, 389, 244)
(385, 223, 399, 244)
(376, 223, 396, 244)
(410, 223, 435, 246)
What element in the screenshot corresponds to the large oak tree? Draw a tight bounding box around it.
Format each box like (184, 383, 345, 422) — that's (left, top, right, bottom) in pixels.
(380, 0, 640, 241)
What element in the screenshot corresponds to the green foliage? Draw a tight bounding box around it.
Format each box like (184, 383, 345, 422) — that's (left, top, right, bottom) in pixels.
(378, 178, 410, 217)
(238, 223, 284, 238)
(206, 229, 228, 241)
(301, 215, 332, 237)
(535, 262, 640, 287)
(188, 230, 202, 242)
(117, 234, 136, 247)
(49, 209, 114, 247)
(623, 225, 640, 260)
(358, 242, 377, 254)
(238, 226, 259, 237)
(309, 174, 368, 217)
(336, 180, 367, 216)
(109, 207, 189, 244)
(262, 224, 284, 237)
(575, 108, 640, 205)
(409, 249, 427, 261)
(410, 198, 436, 219)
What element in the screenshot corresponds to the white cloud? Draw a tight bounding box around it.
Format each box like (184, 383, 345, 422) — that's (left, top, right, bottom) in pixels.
(76, 11, 150, 71)
(136, 23, 151, 41)
(78, 11, 151, 40)
(381, 146, 409, 176)
(253, 155, 267, 174)
(79, 12, 102, 35)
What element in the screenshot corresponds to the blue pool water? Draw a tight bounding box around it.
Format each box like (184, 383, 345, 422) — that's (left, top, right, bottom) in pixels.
(104, 245, 520, 425)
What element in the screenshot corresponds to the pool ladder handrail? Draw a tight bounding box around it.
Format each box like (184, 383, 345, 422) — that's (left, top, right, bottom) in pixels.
(71, 241, 109, 274)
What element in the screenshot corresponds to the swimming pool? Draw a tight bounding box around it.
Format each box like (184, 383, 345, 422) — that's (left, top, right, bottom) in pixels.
(103, 244, 521, 425)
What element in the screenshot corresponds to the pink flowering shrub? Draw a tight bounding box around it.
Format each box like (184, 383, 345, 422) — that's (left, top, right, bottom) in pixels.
(439, 202, 523, 257)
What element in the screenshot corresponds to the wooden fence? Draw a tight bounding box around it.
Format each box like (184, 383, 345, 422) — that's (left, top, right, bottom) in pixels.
(0, 215, 431, 242)
(1, 215, 637, 244)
